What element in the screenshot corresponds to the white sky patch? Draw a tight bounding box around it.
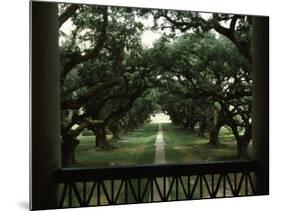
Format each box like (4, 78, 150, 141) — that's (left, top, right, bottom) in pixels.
(141, 30, 162, 48)
(61, 18, 73, 34)
(59, 15, 162, 48)
(200, 12, 229, 27)
(71, 124, 79, 130)
(59, 19, 74, 46)
(59, 9, 227, 48)
(135, 14, 162, 48)
(201, 12, 212, 20)
(151, 112, 172, 123)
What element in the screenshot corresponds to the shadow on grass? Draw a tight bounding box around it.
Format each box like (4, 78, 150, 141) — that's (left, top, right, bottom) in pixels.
(162, 123, 239, 163)
(75, 123, 158, 168)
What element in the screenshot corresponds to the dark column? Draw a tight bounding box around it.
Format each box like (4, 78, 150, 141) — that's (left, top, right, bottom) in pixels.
(252, 16, 269, 195)
(31, 2, 60, 210)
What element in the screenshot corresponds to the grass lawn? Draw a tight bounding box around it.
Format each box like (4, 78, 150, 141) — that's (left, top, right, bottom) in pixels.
(160, 123, 250, 200)
(162, 123, 239, 163)
(75, 122, 242, 167)
(75, 123, 158, 167)
(62, 124, 158, 207)
(61, 122, 252, 207)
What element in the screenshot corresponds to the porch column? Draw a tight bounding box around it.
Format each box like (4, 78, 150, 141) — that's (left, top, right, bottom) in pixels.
(252, 16, 269, 195)
(31, 2, 61, 209)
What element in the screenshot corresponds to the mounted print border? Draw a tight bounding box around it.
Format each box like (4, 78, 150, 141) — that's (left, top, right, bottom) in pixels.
(30, 1, 269, 210)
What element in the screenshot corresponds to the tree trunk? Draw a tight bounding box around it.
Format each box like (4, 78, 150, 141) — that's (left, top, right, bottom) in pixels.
(237, 139, 250, 159)
(198, 118, 207, 137)
(183, 122, 189, 130)
(109, 123, 121, 140)
(208, 125, 221, 146)
(111, 129, 121, 140)
(61, 136, 79, 167)
(189, 124, 195, 133)
(206, 124, 222, 146)
(93, 124, 114, 150)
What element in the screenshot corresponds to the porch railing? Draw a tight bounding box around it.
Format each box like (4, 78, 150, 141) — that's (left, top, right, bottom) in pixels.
(55, 160, 258, 208)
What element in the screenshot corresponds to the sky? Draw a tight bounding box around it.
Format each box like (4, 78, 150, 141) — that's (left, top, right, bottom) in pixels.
(59, 6, 216, 48)
(150, 112, 171, 123)
(60, 11, 162, 47)
(139, 12, 213, 47)
(141, 30, 161, 47)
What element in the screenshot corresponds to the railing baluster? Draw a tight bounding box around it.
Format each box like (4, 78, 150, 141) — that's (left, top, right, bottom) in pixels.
(140, 178, 150, 202)
(200, 175, 203, 198)
(214, 174, 223, 197)
(245, 172, 248, 195)
(179, 177, 188, 199)
(234, 172, 237, 195)
(100, 181, 111, 204)
(153, 178, 164, 201)
(111, 180, 114, 203)
(59, 183, 68, 208)
(68, 183, 72, 207)
(128, 179, 138, 202)
(166, 177, 175, 199)
(138, 178, 141, 202)
(150, 178, 153, 202)
(125, 179, 128, 203)
(190, 175, 199, 199)
(83, 182, 86, 206)
(188, 175, 191, 199)
(86, 182, 96, 206)
(202, 175, 212, 197)
(236, 173, 245, 195)
(176, 176, 179, 200)
(72, 183, 83, 206)
(97, 181, 100, 206)
(248, 173, 256, 194)
(211, 174, 214, 197)
(114, 180, 124, 204)
(223, 173, 226, 197)
(226, 174, 235, 195)
(163, 176, 166, 200)
(55, 160, 258, 208)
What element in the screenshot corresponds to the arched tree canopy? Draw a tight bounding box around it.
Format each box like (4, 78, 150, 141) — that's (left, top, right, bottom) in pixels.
(58, 3, 253, 166)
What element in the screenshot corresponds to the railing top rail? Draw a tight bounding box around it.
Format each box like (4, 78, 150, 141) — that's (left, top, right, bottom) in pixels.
(55, 160, 259, 182)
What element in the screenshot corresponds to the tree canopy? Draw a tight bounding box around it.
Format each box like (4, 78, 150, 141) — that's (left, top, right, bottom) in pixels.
(58, 3, 253, 167)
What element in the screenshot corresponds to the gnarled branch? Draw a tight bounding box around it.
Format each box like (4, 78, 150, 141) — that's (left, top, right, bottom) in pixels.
(59, 4, 79, 28)
(61, 78, 120, 110)
(60, 6, 108, 82)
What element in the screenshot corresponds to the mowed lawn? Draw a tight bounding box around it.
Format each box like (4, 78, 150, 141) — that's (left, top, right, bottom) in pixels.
(75, 123, 158, 167)
(159, 123, 249, 200)
(75, 122, 242, 168)
(162, 123, 239, 163)
(62, 123, 250, 207)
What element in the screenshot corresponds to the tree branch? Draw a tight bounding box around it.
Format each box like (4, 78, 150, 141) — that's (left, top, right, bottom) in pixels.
(212, 14, 252, 63)
(230, 15, 238, 31)
(104, 88, 145, 125)
(59, 4, 79, 28)
(61, 78, 119, 110)
(60, 7, 108, 82)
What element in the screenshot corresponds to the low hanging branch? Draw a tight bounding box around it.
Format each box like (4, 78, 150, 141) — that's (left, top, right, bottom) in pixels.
(212, 14, 252, 64)
(61, 79, 120, 110)
(157, 12, 252, 63)
(104, 88, 146, 126)
(59, 4, 79, 28)
(60, 6, 108, 82)
(159, 11, 202, 31)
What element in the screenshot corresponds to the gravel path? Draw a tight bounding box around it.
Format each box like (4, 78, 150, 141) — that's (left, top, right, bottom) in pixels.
(152, 123, 170, 201)
(154, 123, 167, 164)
